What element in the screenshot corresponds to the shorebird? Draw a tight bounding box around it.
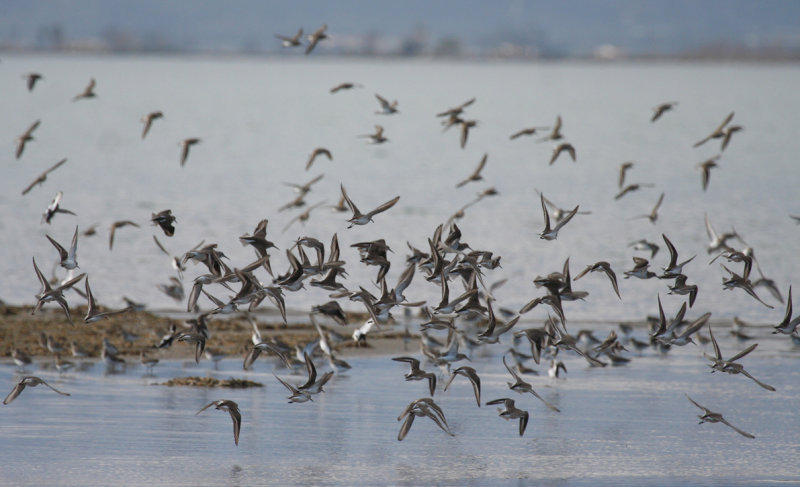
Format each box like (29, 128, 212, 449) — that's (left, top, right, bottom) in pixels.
(720, 125, 743, 151)
(140, 111, 163, 139)
(54, 354, 75, 374)
(275, 28, 303, 47)
(282, 202, 326, 233)
(42, 191, 76, 224)
(12, 349, 33, 370)
(305, 24, 328, 54)
(705, 326, 776, 391)
(618, 161, 634, 188)
(108, 220, 140, 250)
(486, 398, 529, 436)
(23, 72, 43, 92)
(668, 274, 699, 307)
(436, 97, 475, 119)
(32, 257, 85, 323)
(658, 311, 711, 346)
(477, 297, 520, 343)
(458, 119, 478, 149)
(624, 256, 657, 280)
(84, 277, 132, 323)
(573, 261, 621, 299)
(393, 357, 437, 396)
(360, 124, 388, 144)
(239, 218, 277, 261)
(509, 125, 549, 140)
(651, 101, 677, 122)
(615, 182, 654, 200)
(539, 193, 579, 240)
(693, 111, 734, 148)
(704, 214, 738, 254)
(22, 158, 68, 196)
(140, 352, 159, 374)
(4, 376, 70, 405)
(633, 192, 665, 224)
(72, 78, 96, 101)
(686, 395, 754, 439)
(15, 119, 40, 159)
(152, 235, 191, 279)
(443, 366, 481, 406)
(698, 156, 720, 191)
(549, 358, 567, 378)
(455, 153, 488, 188)
(352, 318, 377, 347)
(151, 209, 176, 237)
(196, 400, 241, 445)
(339, 184, 400, 228)
(549, 142, 576, 165)
(661, 234, 695, 278)
(772, 286, 799, 335)
(503, 356, 560, 412)
(177, 331, 206, 364)
(157, 276, 185, 303)
(539, 115, 564, 142)
(284, 174, 324, 196)
(720, 259, 774, 309)
(305, 147, 332, 171)
(46, 225, 79, 270)
(272, 351, 320, 402)
(537, 191, 592, 223)
(374, 93, 399, 114)
(397, 397, 453, 441)
(629, 239, 659, 258)
(329, 82, 362, 93)
(179, 138, 200, 166)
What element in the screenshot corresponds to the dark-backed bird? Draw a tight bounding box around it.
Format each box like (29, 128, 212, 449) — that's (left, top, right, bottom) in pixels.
(486, 398, 529, 436)
(42, 191, 76, 224)
(15, 119, 40, 159)
(698, 156, 720, 191)
(4, 376, 70, 405)
(305, 24, 328, 55)
(549, 142, 576, 165)
(539, 193, 579, 240)
(306, 147, 332, 171)
(651, 101, 677, 122)
(196, 400, 242, 445)
(686, 395, 754, 439)
(340, 184, 400, 228)
(22, 158, 67, 195)
(693, 111, 734, 148)
(275, 28, 303, 47)
(375, 93, 399, 114)
(109, 220, 140, 250)
(455, 153, 488, 188)
(179, 138, 200, 167)
(141, 111, 163, 139)
(72, 78, 96, 101)
(329, 82, 362, 93)
(151, 209, 177, 237)
(23, 72, 43, 92)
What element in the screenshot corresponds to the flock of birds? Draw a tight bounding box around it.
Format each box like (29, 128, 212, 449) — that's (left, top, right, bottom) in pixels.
(3, 29, 799, 449)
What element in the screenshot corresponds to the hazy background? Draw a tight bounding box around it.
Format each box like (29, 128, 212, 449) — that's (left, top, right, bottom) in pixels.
(2, 0, 800, 60)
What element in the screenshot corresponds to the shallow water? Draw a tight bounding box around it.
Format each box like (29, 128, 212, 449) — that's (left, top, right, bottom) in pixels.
(2, 326, 799, 486)
(0, 56, 798, 322)
(2, 56, 800, 486)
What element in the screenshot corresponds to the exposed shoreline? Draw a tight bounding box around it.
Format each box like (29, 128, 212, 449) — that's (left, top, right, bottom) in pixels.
(0, 304, 411, 364)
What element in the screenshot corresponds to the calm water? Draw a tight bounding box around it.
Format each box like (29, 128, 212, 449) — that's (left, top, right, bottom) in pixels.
(0, 56, 798, 321)
(2, 326, 800, 487)
(1, 56, 800, 485)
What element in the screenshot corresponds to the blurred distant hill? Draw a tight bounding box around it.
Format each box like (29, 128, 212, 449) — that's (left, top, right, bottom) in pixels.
(1, 0, 799, 59)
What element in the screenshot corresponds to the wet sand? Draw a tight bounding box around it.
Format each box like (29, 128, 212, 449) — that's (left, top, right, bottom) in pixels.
(0, 303, 409, 364)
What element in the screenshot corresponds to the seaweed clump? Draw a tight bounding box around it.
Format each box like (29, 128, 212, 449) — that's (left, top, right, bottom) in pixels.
(159, 376, 263, 388)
